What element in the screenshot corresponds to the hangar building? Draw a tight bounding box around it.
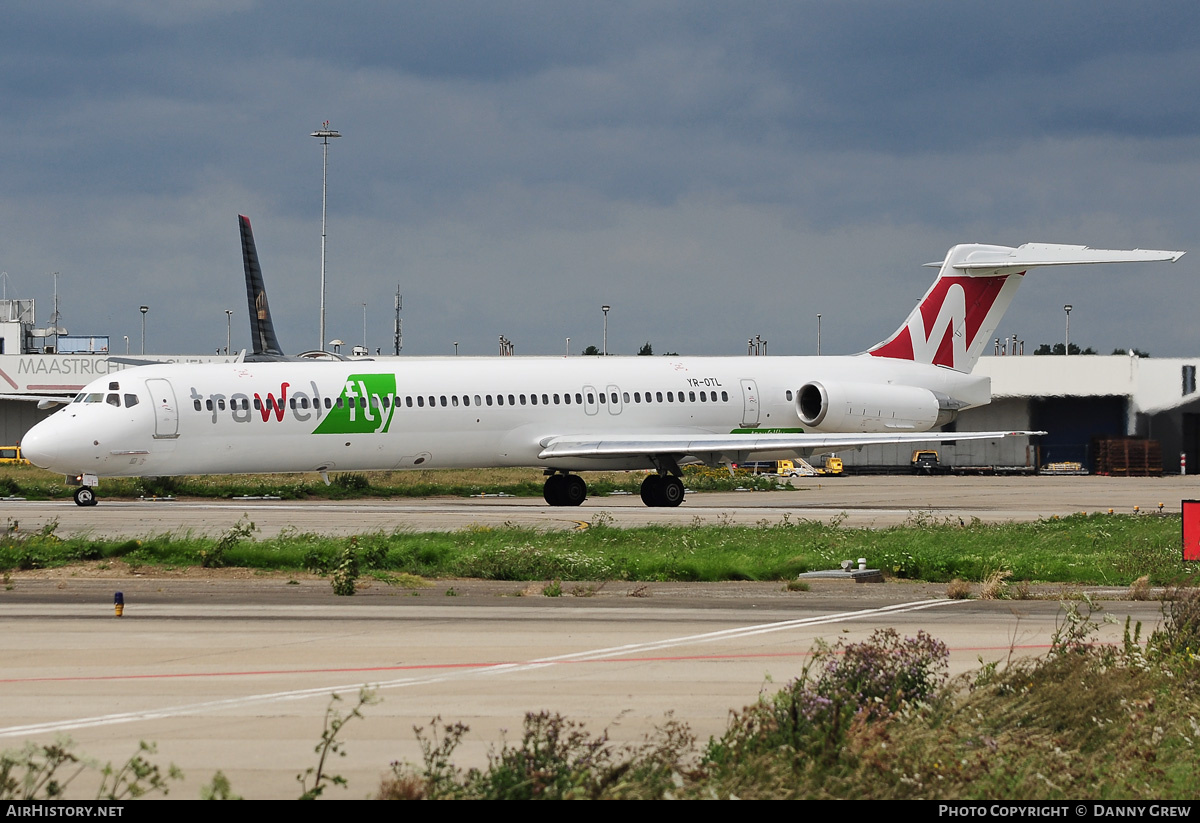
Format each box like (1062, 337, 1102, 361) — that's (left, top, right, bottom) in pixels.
(839, 354, 1200, 475)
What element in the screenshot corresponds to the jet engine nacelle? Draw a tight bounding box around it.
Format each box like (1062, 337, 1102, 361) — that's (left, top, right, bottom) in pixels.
(796, 381, 959, 433)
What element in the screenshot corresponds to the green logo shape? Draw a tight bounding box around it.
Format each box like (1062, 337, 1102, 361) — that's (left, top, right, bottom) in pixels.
(729, 427, 805, 434)
(313, 373, 397, 435)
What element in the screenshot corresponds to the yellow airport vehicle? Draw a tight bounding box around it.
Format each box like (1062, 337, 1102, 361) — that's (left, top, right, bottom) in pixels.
(0, 446, 28, 465)
(911, 449, 941, 474)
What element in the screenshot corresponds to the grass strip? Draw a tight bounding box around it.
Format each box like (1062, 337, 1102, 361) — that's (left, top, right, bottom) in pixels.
(3, 512, 1195, 585)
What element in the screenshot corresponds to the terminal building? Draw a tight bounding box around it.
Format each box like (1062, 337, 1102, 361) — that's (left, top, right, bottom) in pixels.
(0, 298, 236, 445)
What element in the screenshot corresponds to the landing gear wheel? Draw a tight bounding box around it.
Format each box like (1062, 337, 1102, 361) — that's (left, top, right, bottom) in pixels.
(562, 474, 587, 507)
(543, 474, 568, 506)
(73, 486, 97, 507)
(640, 475, 664, 506)
(660, 475, 685, 507)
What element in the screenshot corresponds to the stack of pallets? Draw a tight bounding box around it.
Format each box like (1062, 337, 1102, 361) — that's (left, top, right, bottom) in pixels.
(1092, 437, 1163, 477)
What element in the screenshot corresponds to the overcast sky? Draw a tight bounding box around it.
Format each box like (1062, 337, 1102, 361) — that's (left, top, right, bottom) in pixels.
(2, 1, 1198, 359)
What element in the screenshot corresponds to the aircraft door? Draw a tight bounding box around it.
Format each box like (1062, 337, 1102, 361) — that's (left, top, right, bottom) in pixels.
(740, 379, 760, 428)
(146, 378, 180, 439)
(605, 384, 623, 415)
(583, 385, 599, 416)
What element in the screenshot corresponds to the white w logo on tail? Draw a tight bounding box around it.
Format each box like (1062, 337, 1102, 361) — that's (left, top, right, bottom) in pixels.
(907, 282, 967, 367)
(869, 268, 1020, 372)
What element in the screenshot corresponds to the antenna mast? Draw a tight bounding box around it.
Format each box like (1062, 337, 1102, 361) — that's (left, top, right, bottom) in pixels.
(393, 286, 403, 355)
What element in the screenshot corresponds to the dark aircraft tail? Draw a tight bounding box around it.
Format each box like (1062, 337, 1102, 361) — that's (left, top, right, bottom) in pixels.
(238, 215, 286, 361)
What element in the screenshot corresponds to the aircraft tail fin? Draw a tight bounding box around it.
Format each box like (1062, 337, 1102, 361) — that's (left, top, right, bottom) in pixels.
(238, 215, 286, 361)
(867, 243, 1184, 373)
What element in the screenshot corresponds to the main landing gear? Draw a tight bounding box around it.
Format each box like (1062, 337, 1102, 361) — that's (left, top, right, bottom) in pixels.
(73, 486, 98, 507)
(543, 472, 588, 506)
(639, 474, 684, 508)
(542, 470, 684, 508)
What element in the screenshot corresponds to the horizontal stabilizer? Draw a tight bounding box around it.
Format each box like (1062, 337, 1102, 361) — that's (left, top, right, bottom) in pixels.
(946, 244, 1184, 273)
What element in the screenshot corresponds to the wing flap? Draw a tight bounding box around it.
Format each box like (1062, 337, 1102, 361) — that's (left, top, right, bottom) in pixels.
(538, 430, 1043, 461)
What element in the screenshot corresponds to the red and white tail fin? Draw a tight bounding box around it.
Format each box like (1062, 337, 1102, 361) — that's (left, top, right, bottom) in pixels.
(868, 243, 1184, 373)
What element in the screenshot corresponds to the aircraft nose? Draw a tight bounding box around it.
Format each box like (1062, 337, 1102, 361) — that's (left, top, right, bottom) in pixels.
(21, 421, 59, 469)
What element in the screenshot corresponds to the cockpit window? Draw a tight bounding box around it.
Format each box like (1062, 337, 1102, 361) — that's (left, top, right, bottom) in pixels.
(106, 394, 120, 407)
(85, 393, 104, 403)
(72, 394, 84, 403)
(125, 394, 139, 407)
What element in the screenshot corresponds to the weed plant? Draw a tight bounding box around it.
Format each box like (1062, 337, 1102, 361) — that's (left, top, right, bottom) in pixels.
(380, 599, 1200, 800)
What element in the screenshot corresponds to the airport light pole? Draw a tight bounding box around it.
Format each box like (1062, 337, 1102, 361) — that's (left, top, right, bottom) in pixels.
(602, 305, 610, 356)
(565, 337, 570, 357)
(453, 341, 459, 356)
(816, 313, 822, 356)
(123, 336, 129, 355)
(1064, 304, 1072, 356)
(225, 309, 233, 355)
(311, 122, 341, 352)
(139, 305, 148, 355)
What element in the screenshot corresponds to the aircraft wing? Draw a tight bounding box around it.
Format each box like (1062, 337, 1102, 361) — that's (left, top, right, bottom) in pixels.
(537, 429, 1043, 462)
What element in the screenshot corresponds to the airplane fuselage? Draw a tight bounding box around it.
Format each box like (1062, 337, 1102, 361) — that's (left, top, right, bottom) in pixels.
(23, 354, 990, 479)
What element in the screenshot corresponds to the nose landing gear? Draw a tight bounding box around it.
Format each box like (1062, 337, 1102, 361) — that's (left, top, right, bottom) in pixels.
(73, 486, 98, 507)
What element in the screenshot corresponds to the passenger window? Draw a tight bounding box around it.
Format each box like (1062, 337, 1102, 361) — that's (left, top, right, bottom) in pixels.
(722, 391, 729, 402)
(474, 395, 482, 406)
(542, 394, 549, 405)
(218, 399, 226, 410)
(689, 391, 696, 402)
(497, 395, 504, 406)
(554, 394, 560, 404)
(575, 393, 582, 404)
(193, 398, 202, 411)
(486, 395, 493, 406)
(529, 394, 537, 405)
(417, 396, 425, 407)
(587, 393, 594, 404)
(634, 392, 641, 403)
(564, 393, 571, 405)
(656, 391, 663, 402)
(666, 392, 673, 402)
(451, 396, 459, 407)
(786, 390, 794, 401)
(599, 393, 606, 404)
(406, 396, 413, 407)
(622, 392, 630, 403)
(508, 394, 515, 405)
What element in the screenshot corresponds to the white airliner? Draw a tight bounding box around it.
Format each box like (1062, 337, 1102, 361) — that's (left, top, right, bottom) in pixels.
(20, 216, 1183, 507)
